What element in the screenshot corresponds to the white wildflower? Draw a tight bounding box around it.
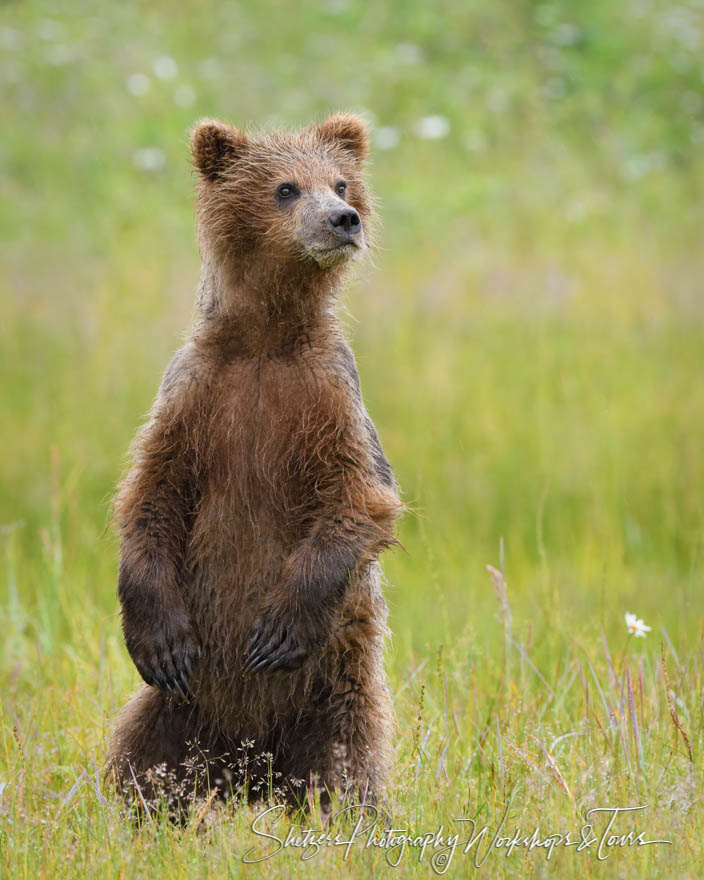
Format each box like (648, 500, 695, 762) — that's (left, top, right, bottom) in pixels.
(46, 44, 75, 66)
(486, 88, 508, 114)
(199, 58, 223, 80)
(126, 73, 151, 96)
(375, 126, 400, 150)
(173, 84, 196, 107)
(153, 55, 178, 80)
(395, 42, 423, 64)
(132, 147, 166, 172)
(414, 115, 450, 140)
(36, 19, 66, 42)
(0, 27, 22, 50)
(625, 612, 651, 638)
(551, 23, 581, 46)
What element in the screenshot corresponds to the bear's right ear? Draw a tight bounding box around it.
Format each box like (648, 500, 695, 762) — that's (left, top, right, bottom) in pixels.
(317, 113, 369, 163)
(190, 119, 246, 181)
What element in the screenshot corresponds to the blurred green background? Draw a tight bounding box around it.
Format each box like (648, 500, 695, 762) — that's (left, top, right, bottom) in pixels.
(2, 2, 704, 876)
(2, 0, 703, 680)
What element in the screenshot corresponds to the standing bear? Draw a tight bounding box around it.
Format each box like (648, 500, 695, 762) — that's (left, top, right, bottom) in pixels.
(107, 114, 402, 811)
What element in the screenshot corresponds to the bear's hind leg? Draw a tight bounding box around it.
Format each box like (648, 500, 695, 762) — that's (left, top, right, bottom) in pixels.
(279, 620, 394, 815)
(323, 652, 394, 807)
(107, 686, 227, 815)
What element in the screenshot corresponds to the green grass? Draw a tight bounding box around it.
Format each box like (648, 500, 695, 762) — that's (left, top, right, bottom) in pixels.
(1, 0, 703, 876)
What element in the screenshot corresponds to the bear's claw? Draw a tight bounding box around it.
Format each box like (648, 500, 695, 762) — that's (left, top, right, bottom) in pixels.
(245, 617, 312, 673)
(127, 624, 200, 703)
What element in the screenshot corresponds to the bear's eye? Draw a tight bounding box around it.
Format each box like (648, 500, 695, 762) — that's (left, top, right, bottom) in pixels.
(276, 182, 299, 201)
(335, 181, 347, 198)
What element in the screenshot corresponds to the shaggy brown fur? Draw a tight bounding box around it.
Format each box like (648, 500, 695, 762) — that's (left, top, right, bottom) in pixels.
(107, 114, 402, 813)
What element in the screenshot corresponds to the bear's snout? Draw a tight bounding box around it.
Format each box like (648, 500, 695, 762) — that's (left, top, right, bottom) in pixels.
(328, 207, 361, 242)
(297, 194, 365, 268)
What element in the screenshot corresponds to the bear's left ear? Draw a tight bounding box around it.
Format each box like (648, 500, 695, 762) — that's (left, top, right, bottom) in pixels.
(191, 119, 247, 181)
(317, 113, 369, 163)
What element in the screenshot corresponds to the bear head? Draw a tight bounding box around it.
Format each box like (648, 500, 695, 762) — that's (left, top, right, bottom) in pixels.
(191, 114, 374, 276)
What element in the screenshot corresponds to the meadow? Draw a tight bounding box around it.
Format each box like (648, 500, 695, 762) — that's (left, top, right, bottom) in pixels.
(1, 0, 703, 876)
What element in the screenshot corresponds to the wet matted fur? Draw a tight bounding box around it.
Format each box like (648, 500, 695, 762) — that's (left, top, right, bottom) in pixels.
(106, 114, 403, 814)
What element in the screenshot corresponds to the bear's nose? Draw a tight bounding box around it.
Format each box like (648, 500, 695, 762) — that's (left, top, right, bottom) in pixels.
(328, 208, 361, 240)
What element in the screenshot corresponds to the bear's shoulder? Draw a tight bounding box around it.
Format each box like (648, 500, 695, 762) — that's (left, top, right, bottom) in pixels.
(154, 342, 213, 418)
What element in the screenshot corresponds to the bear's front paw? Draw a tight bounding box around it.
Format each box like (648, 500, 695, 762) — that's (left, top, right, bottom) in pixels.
(125, 613, 201, 701)
(245, 611, 323, 674)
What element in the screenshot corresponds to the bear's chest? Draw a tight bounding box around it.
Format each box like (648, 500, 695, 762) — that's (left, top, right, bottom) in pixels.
(223, 348, 354, 436)
(202, 349, 361, 498)
(190, 347, 365, 562)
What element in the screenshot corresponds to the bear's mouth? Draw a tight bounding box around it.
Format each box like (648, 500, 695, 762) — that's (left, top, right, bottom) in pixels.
(308, 242, 360, 269)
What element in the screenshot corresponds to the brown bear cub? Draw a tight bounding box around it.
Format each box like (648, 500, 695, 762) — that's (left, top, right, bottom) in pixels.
(107, 114, 402, 814)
